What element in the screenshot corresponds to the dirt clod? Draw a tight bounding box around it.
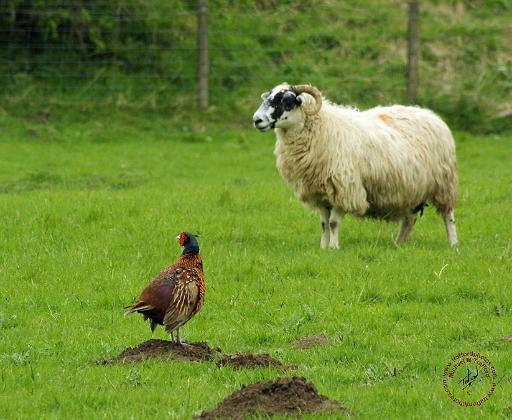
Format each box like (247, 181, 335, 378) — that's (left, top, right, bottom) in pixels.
(101, 339, 221, 364)
(292, 335, 332, 350)
(197, 376, 354, 419)
(217, 353, 294, 371)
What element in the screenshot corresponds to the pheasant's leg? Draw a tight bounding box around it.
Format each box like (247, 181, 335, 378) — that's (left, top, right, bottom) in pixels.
(319, 207, 331, 249)
(328, 208, 343, 249)
(170, 331, 175, 342)
(176, 328, 181, 344)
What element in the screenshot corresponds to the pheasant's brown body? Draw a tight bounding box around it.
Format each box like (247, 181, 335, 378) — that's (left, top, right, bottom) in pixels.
(125, 234, 205, 342)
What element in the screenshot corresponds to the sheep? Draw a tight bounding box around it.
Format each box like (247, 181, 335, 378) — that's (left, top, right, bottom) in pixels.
(252, 82, 458, 248)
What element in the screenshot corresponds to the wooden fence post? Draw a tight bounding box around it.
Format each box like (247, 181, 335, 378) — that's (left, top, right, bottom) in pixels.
(197, 0, 209, 108)
(407, 0, 419, 104)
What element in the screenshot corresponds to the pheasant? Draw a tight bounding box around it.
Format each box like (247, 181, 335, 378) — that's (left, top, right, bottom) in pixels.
(125, 232, 205, 344)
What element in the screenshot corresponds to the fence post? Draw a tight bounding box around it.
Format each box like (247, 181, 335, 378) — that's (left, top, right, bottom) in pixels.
(407, 0, 419, 104)
(197, 0, 209, 108)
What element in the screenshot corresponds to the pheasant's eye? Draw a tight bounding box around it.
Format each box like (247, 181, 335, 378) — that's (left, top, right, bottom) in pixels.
(179, 232, 188, 246)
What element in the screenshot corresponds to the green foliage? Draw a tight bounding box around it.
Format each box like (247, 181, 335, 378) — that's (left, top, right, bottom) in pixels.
(0, 111, 511, 417)
(1, 0, 511, 132)
(1, 0, 197, 93)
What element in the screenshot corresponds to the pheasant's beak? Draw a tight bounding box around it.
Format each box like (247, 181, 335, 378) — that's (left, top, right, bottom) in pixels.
(175, 235, 180, 241)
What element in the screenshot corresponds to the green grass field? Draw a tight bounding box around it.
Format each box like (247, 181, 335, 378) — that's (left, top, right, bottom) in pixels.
(0, 110, 511, 419)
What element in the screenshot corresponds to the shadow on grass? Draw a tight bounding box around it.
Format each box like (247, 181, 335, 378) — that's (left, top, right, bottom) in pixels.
(0, 169, 145, 193)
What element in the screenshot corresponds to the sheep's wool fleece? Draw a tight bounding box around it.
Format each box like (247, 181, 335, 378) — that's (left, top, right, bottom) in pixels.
(274, 95, 457, 220)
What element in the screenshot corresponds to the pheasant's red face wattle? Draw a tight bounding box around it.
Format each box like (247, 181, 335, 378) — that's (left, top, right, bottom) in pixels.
(178, 232, 188, 247)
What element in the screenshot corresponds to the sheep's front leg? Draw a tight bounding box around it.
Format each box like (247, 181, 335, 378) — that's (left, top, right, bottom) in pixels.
(328, 208, 343, 249)
(319, 207, 330, 249)
(396, 214, 417, 244)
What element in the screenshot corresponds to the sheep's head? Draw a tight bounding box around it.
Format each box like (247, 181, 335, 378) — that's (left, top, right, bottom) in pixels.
(252, 83, 322, 131)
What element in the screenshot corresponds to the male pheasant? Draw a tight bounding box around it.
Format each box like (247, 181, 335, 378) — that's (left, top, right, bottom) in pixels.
(125, 232, 205, 344)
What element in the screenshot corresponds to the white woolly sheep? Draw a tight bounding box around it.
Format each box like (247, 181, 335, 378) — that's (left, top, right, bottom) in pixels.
(252, 82, 458, 248)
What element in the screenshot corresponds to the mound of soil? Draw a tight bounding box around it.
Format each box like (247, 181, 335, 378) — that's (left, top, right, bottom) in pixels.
(292, 335, 332, 350)
(197, 376, 354, 419)
(217, 353, 294, 371)
(101, 339, 221, 364)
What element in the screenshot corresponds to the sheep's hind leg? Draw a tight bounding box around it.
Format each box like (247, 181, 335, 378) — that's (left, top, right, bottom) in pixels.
(319, 207, 330, 249)
(328, 208, 343, 249)
(443, 209, 458, 247)
(396, 214, 417, 244)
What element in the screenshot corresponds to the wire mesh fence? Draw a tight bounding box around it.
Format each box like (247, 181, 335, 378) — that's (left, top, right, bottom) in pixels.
(1, 0, 510, 131)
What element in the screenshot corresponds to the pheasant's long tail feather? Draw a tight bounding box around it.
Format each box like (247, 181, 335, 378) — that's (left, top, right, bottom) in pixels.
(124, 302, 154, 316)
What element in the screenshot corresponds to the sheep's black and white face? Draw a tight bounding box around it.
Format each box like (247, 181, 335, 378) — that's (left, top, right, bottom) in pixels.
(253, 83, 303, 131)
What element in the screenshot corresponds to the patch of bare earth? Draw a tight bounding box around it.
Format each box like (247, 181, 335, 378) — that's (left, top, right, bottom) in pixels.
(100, 339, 221, 364)
(197, 376, 354, 419)
(217, 353, 295, 371)
(292, 335, 332, 350)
